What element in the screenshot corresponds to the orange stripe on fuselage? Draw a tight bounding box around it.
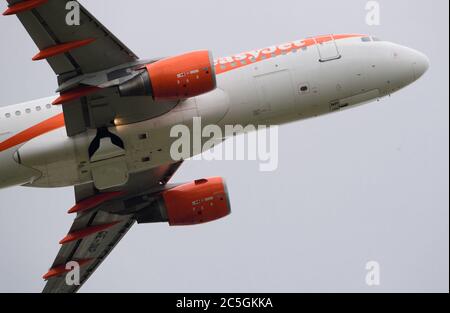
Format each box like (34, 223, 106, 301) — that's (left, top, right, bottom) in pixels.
(214, 34, 365, 75)
(0, 113, 65, 153)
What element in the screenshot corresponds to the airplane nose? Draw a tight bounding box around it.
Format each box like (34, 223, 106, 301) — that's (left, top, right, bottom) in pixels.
(412, 51, 430, 80)
(387, 44, 429, 92)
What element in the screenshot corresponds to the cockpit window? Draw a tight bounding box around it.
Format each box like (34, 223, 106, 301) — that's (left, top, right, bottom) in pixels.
(361, 37, 372, 42)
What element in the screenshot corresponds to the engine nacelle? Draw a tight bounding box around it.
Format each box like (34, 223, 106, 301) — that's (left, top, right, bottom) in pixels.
(159, 177, 231, 226)
(119, 50, 217, 101)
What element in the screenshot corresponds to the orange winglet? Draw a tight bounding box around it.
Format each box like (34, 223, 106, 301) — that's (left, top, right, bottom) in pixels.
(32, 39, 96, 61)
(3, 0, 48, 15)
(68, 192, 125, 214)
(43, 259, 93, 280)
(59, 222, 121, 245)
(52, 86, 100, 105)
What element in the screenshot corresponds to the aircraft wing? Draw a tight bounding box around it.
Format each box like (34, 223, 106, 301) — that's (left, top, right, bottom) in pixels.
(4, 0, 137, 75)
(42, 205, 135, 293)
(4, 0, 177, 136)
(42, 162, 183, 293)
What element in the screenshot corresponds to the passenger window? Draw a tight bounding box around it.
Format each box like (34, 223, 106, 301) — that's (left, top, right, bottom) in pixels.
(25, 108, 31, 114)
(36, 106, 41, 111)
(15, 111, 21, 116)
(5, 113, 11, 118)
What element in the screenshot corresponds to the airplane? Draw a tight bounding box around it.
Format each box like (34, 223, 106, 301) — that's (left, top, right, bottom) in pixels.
(0, 0, 429, 293)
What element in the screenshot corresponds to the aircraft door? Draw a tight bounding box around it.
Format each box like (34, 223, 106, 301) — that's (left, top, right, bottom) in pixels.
(315, 35, 341, 62)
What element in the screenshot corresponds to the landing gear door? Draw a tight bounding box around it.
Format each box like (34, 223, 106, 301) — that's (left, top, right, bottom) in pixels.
(89, 136, 129, 190)
(315, 35, 341, 62)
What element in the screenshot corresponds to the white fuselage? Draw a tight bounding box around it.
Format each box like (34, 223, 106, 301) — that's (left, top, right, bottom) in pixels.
(0, 34, 429, 189)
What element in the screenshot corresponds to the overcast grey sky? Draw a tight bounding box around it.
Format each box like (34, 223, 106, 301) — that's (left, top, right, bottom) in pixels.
(0, 0, 448, 293)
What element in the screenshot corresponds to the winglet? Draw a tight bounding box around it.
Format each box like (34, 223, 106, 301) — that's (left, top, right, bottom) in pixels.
(3, 0, 48, 16)
(59, 222, 122, 245)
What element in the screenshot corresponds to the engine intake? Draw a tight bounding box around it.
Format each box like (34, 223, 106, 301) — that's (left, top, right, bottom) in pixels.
(119, 50, 217, 101)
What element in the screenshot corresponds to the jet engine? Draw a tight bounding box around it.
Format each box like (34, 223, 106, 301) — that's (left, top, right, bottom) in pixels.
(119, 50, 217, 101)
(136, 177, 231, 226)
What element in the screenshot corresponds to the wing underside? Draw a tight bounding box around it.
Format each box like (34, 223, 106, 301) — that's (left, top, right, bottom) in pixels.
(42, 162, 183, 293)
(5, 0, 178, 137)
(42, 210, 135, 293)
(5, 0, 138, 76)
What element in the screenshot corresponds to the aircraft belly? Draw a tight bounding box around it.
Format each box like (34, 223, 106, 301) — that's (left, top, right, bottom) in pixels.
(17, 128, 82, 188)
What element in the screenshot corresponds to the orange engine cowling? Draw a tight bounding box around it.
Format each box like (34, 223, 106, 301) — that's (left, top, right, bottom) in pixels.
(161, 177, 231, 226)
(119, 50, 217, 101)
